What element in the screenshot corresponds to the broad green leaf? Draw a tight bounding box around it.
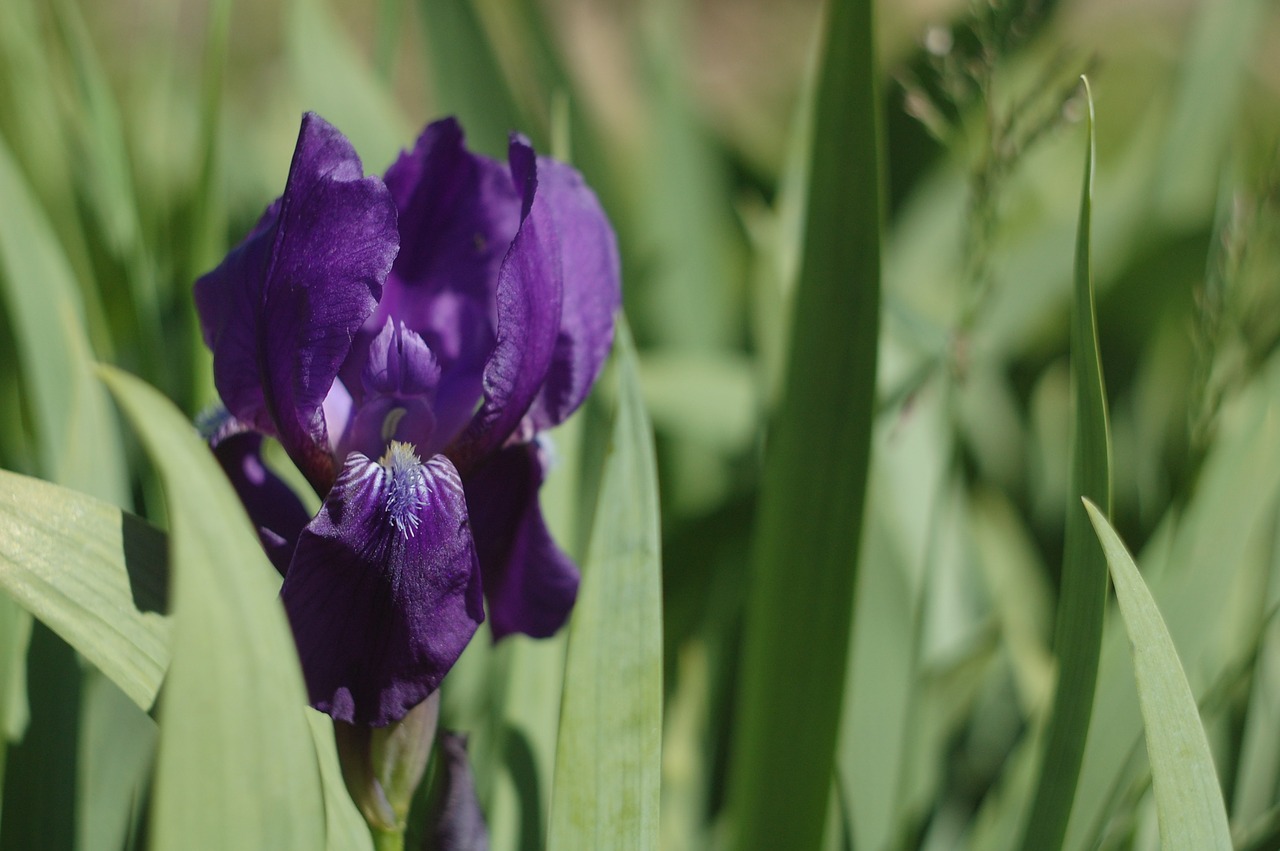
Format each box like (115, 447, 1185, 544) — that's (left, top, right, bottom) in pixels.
(548, 321, 662, 849)
(417, 0, 524, 158)
(99, 367, 325, 851)
(838, 380, 952, 851)
(0, 469, 168, 710)
(306, 711, 375, 851)
(1020, 77, 1112, 851)
(725, 0, 882, 846)
(77, 671, 158, 851)
(1083, 501, 1232, 850)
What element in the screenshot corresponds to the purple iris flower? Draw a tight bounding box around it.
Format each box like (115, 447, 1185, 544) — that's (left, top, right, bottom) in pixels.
(195, 113, 620, 727)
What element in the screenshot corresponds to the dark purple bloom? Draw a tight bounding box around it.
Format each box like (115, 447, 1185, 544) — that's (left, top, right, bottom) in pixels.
(195, 113, 620, 726)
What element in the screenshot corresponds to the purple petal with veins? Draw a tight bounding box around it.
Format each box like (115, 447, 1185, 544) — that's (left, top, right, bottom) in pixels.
(526, 156, 621, 430)
(464, 441, 578, 639)
(281, 445, 483, 726)
(194, 112, 398, 492)
(449, 137, 563, 472)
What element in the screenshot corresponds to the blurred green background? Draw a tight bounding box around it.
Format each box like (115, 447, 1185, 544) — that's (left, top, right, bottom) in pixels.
(4, 0, 1280, 848)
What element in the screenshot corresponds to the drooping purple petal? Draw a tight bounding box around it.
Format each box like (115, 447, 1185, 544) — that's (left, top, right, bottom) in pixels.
(464, 441, 578, 639)
(280, 445, 484, 726)
(194, 113, 399, 492)
(345, 119, 521, 444)
(526, 157, 621, 430)
(449, 138, 564, 472)
(340, 319, 442, 459)
(205, 418, 311, 576)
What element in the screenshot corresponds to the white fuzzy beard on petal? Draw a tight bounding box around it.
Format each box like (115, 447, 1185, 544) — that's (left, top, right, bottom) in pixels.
(379, 441, 427, 538)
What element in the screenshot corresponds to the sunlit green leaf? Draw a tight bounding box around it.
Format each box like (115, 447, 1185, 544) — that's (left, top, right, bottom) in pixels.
(548, 321, 662, 849)
(306, 710, 375, 851)
(1083, 500, 1231, 850)
(77, 671, 158, 851)
(100, 367, 325, 851)
(0, 469, 169, 711)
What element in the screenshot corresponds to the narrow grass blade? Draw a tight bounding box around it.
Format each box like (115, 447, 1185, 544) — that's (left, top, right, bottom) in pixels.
(51, 0, 167, 387)
(548, 321, 663, 850)
(0, 135, 127, 505)
(100, 367, 324, 851)
(288, 0, 409, 172)
(417, 0, 524, 157)
(1064, 355, 1280, 851)
(180, 0, 232, 410)
(0, 470, 169, 710)
(1083, 501, 1232, 850)
(724, 0, 882, 846)
(1019, 77, 1112, 851)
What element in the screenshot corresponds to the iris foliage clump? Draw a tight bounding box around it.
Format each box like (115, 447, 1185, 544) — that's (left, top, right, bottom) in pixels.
(0, 0, 1278, 849)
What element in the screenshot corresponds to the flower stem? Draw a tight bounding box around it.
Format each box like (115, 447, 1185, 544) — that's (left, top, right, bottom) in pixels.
(371, 827, 405, 851)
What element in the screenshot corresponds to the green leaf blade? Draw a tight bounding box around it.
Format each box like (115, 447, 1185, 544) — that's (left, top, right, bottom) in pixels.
(0, 134, 127, 506)
(548, 321, 663, 850)
(99, 367, 325, 851)
(1083, 501, 1232, 850)
(1020, 77, 1113, 851)
(0, 469, 169, 711)
(725, 0, 882, 846)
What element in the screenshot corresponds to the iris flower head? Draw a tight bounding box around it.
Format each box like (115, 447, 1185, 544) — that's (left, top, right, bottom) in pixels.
(196, 113, 620, 726)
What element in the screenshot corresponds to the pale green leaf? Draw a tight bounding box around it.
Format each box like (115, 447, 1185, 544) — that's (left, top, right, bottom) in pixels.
(1083, 500, 1232, 851)
(99, 367, 325, 851)
(548, 321, 662, 849)
(77, 671, 158, 851)
(0, 468, 169, 711)
(306, 710, 375, 851)
(1063, 354, 1280, 850)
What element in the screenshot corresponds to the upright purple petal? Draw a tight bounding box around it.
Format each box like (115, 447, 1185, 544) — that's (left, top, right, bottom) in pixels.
(346, 119, 521, 441)
(194, 113, 399, 491)
(206, 418, 310, 576)
(449, 138, 564, 471)
(281, 445, 484, 726)
(464, 442, 578, 639)
(526, 158, 621, 430)
(340, 320, 443, 460)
